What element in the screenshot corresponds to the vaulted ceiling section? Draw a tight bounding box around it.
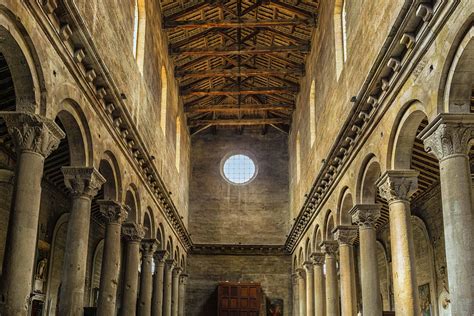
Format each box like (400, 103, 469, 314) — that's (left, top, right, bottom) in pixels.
(160, 0, 320, 135)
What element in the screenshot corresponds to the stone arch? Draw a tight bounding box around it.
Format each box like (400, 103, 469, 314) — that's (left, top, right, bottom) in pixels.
(166, 236, 174, 259)
(337, 186, 353, 225)
(293, 255, 298, 272)
(157, 223, 165, 250)
(98, 151, 122, 201)
(124, 186, 139, 223)
(439, 19, 474, 113)
(90, 239, 104, 306)
(143, 208, 154, 238)
(45, 213, 69, 315)
(304, 237, 312, 261)
(387, 101, 428, 169)
(356, 154, 382, 204)
(411, 216, 438, 315)
(376, 240, 392, 311)
(174, 246, 180, 262)
(323, 210, 336, 240)
(298, 247, 304, 267)
(180, 255, 186, 271)
(313, 225, 323, 251)
(0, 6, 45, 113)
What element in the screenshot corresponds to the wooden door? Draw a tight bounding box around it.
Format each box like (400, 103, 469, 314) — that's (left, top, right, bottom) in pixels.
(218, 282, 261, 316)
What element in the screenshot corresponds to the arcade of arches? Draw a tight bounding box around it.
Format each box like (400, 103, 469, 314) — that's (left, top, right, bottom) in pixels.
(0, 0, 472, 315)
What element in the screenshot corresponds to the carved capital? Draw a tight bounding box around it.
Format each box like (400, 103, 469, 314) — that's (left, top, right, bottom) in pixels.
(350, 204, 381, 229)
(141, 238, 159, 256)
(154, 250, 169, 263)
(97, 200, 129, 225)
(295, 268, 305, 279)
(376, 170, 418, 203)
(165, 259, 176, 270)
(173, 266, 183, 276)
(420, 114, 474, 161)
(319, 240, 338, 256)
(310, 252, 325, 265)
(333, 225, 358, 245)
(122, 222, 146, 242)
(62, 167, 105, 198)
(0, 111, 65, 158)
(179, 273, 188, 285)
(303, 261, 314, 273)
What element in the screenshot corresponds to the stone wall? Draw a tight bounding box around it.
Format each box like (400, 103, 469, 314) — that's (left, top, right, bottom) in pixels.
(189, 129, 290, 245)
(186, 254, 292, 316)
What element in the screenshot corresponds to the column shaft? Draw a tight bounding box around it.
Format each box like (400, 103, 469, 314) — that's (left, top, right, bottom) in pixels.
(152, 251, 168, 316)
(121, 240, 141, 315)
(339, 244, 356, 316)
(178, 274, 187, 316)
(171, 267, 182, 316)
(321, 241, 339, 316)
(292, 274, 299, 316)
(303, 262, 314, 316)
(296, 269, 306, 316)
(312, 262, 326, 316)
(163, 260, 174, 316)
(139, 239, 158, 316)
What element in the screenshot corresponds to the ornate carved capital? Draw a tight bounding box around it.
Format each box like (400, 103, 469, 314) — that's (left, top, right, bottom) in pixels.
(97, 200, 129, 225)
(179, 273, 188, 285)
(173, 266, 183, 276)
(0, 111, 65, 158)
(165, 259, 176, 270)
(420, 113, 474, 161)
(141, 238, 159, 256)
(310, 252, 325, 265)
(333, 225, 358, 245)
(154, 250, 169, 263)
(319, 240, 339, 256)
(295, 268, 305, 279)
(350, 204, 381, 229)
(62, 167, 105, 199)
(376, 170, 419, 203)
(122, 222, 146, 242)
(303, 261, 314, 273)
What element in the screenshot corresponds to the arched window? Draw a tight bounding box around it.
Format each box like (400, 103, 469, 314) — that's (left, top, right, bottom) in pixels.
(296, 131, 301, 183)
(160, 66, 168, 135)
(309, 80, 316, 146)
(175, 116, 181, 172)
(133, 0, 146, 72)
(334, 0, 348, 79)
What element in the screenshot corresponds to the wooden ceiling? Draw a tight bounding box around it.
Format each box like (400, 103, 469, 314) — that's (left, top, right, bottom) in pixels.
(160, 0, 320, 135)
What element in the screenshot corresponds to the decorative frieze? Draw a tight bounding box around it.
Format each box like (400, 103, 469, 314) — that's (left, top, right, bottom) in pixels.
(191, 244, 289, 256)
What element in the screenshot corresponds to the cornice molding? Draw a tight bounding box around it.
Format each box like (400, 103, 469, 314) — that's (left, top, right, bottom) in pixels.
(24, 0, 192, 249)
(191, 244, 290, 256)
(285, 0, 459, 252)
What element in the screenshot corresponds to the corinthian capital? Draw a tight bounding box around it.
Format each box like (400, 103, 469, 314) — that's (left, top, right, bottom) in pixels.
(420, 113, 474, 161)
(320, 240, 339, 256)
(98, 200, 129, 224)
(122, 222, 146, 242)
(310, 252, 325, 265)
(62, 167, 105, 199)
(350, 204, 381, 229)
(154, 250, 169, 263)
(141, 239, 159, 256)
(333, 225, 358, 245)
(376, 170, 419, 203)
(0, 111, 65, 158)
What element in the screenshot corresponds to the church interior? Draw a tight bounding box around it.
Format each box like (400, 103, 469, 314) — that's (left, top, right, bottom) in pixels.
(0, 0, 472, 315)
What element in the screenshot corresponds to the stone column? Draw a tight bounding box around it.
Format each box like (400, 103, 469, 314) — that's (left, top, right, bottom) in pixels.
(334, 225, 358, 316)
(320, 241, 339, 316)
(295, 268, 306, 316)
(350, 204, 382, 316)
(303, 262, 314, 316)
(59, 167, 105, 315)
(120, 223, 146, 316)
(310, 252, 326, 316)
(0, 112, 64, 315)
(178, 273, 188, 316)
(171, 266, 182, 316)
(0, 169, 14, 276)
(163, 259, 175, 316)
(377, 170, 419, 316)
(152, 250, 168, 316)
(97, 200, 129, 316)
(291, 273, 299, 316)
(139, 239, 159, 316)
(420, 113, 474, 315)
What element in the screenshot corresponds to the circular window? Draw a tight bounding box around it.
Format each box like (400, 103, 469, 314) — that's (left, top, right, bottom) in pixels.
(222, 154, 257, 185)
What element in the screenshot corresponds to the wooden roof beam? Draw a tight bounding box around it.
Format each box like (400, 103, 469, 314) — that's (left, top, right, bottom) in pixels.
(176, 68, 304, 79)
(185, 103, 295, 113)
(164, 0, 215, 21)
(164, 18, 316, 29)
(269, 0, 316, 18)
(188, 118, 290, 127)
(181, 86, 299, 96)
(170, 45, 309, 56)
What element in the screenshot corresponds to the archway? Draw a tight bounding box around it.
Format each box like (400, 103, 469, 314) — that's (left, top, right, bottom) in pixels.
(337, 187, 353, 225)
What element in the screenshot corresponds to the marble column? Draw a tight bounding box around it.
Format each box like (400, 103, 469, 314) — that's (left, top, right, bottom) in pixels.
(420, 113, 474, 315)
(163, 259, 175, 316)
(377, 170, 419, 316)
(0, 169, 14, 275)
(295, 268, 306, 316)
(334, 225, 358, 316)
(139, 239, 159, 316)
(303, 261, 315, 316)
(178, 273, 188, 316)
(320, 240, 339, 316)
(0, 112, 64, 315)
(152, 250, 168, 316)
(97, 200, 129, 316)
(171, 266, 182, 316)
(310, 252, 326, 316)
(350, 204, 382, 316)
(120, 223, 146, 316)
(59, 167, 105, 315)
(292, 273, 299, 316)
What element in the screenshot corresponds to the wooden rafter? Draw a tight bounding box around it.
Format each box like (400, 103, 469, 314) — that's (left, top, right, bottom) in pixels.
(170, 45, 310, 56)
(164, 18, 316, 29)
(181, 86, 299, 96)
(176, 67, 304, 79)
(188, 118, 290, 127)
(186, 104, 295, 114)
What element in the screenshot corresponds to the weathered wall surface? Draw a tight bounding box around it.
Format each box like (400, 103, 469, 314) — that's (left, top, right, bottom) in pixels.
(186, 254, 292, 316)
(189, 130, 289, 245)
